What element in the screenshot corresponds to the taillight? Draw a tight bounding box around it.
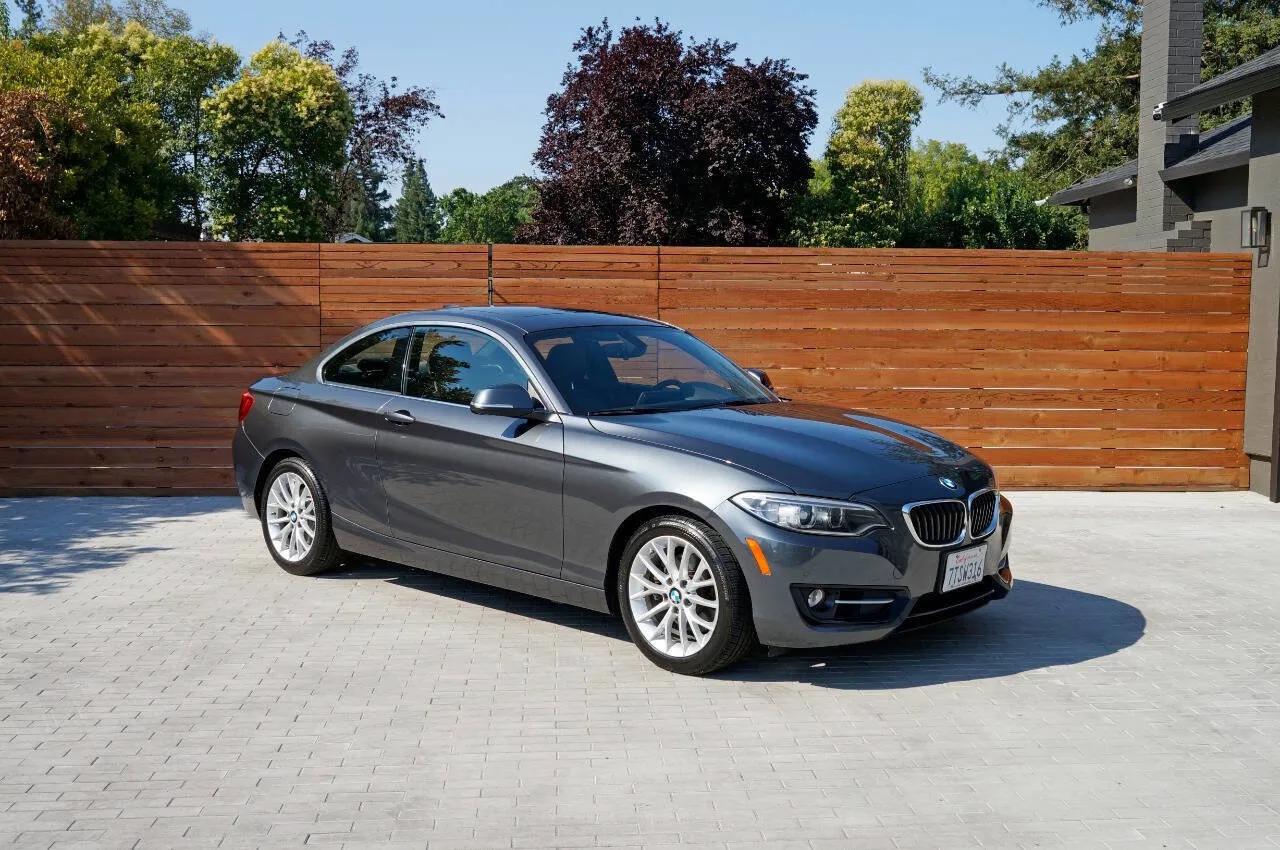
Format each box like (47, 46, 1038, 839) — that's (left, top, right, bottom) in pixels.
(238, 391, 255, 423)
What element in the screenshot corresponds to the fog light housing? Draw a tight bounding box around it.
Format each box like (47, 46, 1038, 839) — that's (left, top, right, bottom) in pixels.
(806, 588, 826, 608)
(997, 561, 1014, 588)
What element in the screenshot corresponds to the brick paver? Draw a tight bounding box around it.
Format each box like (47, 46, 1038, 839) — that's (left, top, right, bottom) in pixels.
(1, 492, 1278, 849)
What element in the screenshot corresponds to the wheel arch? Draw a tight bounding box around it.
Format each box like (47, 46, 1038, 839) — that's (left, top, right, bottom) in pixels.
(253, 447, 307, 515)
(604, 504, 710, 616)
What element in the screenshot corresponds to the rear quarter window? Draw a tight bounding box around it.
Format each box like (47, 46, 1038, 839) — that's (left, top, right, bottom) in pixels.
(322, 328, 411, 392)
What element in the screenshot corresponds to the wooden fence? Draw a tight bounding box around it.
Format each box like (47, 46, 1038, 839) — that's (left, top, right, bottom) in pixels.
(0, 241, 1252, 494)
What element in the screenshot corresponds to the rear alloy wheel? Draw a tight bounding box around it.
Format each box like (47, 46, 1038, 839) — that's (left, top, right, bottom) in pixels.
(260, 457, 341, 576)
(618, 516, 756, 675)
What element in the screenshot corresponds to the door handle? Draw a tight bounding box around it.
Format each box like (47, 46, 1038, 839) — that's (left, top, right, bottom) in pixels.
(384, 409, 415, 425)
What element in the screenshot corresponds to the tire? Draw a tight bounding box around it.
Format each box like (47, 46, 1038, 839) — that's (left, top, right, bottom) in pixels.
(617, 515, 756, 675)
(259, 457, 342, 577)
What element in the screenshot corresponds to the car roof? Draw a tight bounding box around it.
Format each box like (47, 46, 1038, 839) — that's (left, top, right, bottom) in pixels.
(367, 305, 668, 335)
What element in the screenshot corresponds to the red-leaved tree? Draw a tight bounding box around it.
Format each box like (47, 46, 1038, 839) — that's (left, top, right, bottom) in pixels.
(523, 20, 817, 246)
(0, 90, 78, 239)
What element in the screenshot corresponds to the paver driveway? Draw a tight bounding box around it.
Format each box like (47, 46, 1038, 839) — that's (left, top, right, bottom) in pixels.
(1, 492, 1278, 849)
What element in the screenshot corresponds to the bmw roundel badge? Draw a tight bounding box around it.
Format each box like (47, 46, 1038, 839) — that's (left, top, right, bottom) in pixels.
(939, 477, 959, 491)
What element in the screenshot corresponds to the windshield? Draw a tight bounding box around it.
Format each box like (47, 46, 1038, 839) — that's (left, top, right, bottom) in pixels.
(526, 325, 778, 416)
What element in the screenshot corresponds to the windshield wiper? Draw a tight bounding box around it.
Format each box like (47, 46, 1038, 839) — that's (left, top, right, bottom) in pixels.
(587, 406, 670, 416)
(588, 398, 773, 416)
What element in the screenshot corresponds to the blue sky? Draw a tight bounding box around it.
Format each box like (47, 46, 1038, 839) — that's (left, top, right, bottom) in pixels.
(19, 0, 1101, 194)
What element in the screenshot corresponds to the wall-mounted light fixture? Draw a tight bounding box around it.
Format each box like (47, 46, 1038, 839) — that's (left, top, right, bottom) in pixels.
(1241, 206, 1270, 249)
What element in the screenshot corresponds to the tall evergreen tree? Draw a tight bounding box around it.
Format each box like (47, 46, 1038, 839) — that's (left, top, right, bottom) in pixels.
(336, 162, 392, 240)
(16, 0, 43, 38)
(393, 158, 440, 243)
(355, 163, 393, 240)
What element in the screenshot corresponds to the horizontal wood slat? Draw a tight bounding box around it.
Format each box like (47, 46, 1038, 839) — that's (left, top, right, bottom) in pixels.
(774, 367, 1244, 391)
(0, 345, 314, 367)
(0, 240, 1252, 493)
(0, 427, 236, 444)
(664, 307, 1248, 333)
(720, 346, 1247, 372)
(0, 445, 231, 468)
(0, 466, 235, 491)
(0, 304, 321, 326)
(696, 327, 1248, 352)
(0, 282, 320, 306)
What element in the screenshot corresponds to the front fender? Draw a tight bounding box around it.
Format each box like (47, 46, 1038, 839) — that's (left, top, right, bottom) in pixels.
(560, 418, 785, 588)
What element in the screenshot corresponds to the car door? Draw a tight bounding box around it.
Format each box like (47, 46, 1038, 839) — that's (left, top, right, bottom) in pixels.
(296, 325, 412, 536)
(376, 324, 565, 577)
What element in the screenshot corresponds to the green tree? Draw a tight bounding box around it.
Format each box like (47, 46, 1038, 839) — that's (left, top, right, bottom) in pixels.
(393, 158, 440, 242)
(0, 26, 174, 238)
(925, 0, 1280, 190)
(791, 80, 923, 247)
(16, 0, 43, 39)
(120, 23, 239, 237)
(341, 164, 392, 240)
(1, 22, 238, 238)
(439, 176, 538, 244)
(1, 3, 11, 37)
(204, 42, 353, 241)
(116, 0, 189, 36)
(48, 0, 121, 32)
(46, 0, 189, 35)
(901, 140, 1084, 249)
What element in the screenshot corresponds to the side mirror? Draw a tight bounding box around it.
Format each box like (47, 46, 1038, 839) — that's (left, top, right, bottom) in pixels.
(470, 384, 536, 418)
(745, 368, 773, 390)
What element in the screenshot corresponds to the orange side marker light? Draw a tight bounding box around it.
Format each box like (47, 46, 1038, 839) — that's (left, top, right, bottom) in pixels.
(745, 538, 771, 576)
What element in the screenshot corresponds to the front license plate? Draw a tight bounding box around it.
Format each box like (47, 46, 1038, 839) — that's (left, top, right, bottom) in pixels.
(941, 544, 987, 593)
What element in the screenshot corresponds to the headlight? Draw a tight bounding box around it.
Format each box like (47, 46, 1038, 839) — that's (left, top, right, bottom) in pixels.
(730, 492, 889, 537)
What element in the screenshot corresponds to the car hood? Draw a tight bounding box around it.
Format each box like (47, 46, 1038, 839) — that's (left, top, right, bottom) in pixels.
(588, 402, 990, 499)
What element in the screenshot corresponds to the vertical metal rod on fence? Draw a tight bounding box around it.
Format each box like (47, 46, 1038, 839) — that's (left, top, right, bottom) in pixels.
(487, 243, 494, 306)
(655, 245, 662, 321)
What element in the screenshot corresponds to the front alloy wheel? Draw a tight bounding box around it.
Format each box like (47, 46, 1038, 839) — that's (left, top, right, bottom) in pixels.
(628, 535, 720, 658)
(618, 516, 756, 675)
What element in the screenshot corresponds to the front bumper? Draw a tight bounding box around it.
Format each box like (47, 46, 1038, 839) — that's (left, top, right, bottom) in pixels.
(710, 494, 1013, 649)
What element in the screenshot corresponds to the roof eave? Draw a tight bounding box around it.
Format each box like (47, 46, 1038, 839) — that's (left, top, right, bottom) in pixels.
(1160, 149, 1251, 182)
(1046, 177, 1135, 207)
(1163, 66, 1280, 121)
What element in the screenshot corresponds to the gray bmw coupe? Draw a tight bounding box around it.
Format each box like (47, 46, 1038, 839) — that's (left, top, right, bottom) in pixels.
(233, 307, 1013, 674)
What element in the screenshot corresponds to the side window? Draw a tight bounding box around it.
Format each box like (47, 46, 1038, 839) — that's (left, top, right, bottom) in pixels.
(322, 327, 411, 392)
(405, 326, 533, 405)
